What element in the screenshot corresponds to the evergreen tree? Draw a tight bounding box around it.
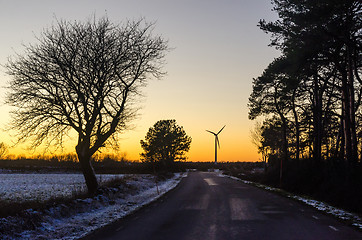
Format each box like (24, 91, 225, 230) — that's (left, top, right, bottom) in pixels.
(140, 120, 192, 167)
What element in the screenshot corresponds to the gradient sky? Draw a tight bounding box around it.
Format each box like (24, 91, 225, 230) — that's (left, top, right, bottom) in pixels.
(0, 0, 280, 162)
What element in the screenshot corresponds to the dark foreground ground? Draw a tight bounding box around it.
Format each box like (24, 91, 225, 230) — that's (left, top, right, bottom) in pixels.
(83, 171, 362, 240)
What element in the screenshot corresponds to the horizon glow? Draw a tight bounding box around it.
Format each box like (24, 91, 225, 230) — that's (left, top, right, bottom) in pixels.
(0, 0, 280, 162)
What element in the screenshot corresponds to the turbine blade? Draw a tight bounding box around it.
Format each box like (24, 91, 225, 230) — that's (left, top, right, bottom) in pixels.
(216, 136, 220, 148)
(217, 125, 226, 135)
(206, 130, 216, 135)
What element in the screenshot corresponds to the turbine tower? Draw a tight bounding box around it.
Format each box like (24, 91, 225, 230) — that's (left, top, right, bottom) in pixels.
(206, 125, 225, 164)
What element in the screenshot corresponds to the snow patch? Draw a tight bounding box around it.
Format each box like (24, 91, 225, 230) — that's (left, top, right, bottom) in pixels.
(0, 173, 184, 240)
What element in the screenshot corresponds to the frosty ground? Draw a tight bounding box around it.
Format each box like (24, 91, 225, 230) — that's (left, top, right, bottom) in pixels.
(0, 173, 124, 203)
(0, 172, 184, 240)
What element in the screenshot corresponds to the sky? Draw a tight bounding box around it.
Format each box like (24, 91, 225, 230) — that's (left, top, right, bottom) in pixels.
(0, 0, 280, 162)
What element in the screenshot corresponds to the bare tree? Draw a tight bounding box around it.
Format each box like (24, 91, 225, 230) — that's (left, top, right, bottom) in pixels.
(0, 142, 8, 159)
(5, 16, 169, 194)
(250, 121, 267, 166)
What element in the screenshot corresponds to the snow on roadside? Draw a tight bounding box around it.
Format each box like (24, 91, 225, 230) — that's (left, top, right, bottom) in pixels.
(219, 172, 362, 230)
(0, 173, 185, 240)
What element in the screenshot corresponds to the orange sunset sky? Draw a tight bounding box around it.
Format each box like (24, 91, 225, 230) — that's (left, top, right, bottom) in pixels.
(0, 0, 280, 162)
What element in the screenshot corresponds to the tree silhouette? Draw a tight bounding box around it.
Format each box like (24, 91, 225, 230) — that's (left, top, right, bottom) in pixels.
(140, 120, 192, 167)
(248, 0, 362, 212)
(0, 142, 8, 159)
(6, 17, 169, 194)
(258, 0, 362, 165)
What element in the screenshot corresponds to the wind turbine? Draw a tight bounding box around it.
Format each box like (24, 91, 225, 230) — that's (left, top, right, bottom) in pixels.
(206, 125, 225, 164)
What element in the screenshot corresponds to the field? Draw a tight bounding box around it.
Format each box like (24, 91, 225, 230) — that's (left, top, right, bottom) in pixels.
(0, 173, 123, 203)
(0, 171, 184, 240)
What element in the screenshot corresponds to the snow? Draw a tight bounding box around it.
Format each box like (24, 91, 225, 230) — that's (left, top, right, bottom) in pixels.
(0, 173, 123, 203)
(219, 172, 362, 231)
(291, 196, 362, 228)
(0, 172, 185, 240)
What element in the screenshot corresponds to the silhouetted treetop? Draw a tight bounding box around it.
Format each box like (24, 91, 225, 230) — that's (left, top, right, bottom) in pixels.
(140, 120, 192, 166)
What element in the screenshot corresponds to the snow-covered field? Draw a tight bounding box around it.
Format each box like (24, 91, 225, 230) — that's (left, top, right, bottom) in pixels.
(0, 173, 123, 203)
(0, 172, 185, 240)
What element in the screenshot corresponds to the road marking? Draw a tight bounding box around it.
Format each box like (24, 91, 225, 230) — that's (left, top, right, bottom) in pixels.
(208, 224, 217, 240)
(329, 226, 339, 231)
(204, 178, 218, 185)
(312, 215, 319, 220)
(229, 198, 264, 220)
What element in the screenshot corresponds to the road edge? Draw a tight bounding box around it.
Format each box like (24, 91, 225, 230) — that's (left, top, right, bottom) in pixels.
(219, 172, 362, 232)
(79, 172, 188, 239)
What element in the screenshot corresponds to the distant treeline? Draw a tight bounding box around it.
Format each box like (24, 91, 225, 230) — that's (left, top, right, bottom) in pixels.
(0, 154, 262, 174)
(0, 154, 140, 174)
(248, 1, 362, 214)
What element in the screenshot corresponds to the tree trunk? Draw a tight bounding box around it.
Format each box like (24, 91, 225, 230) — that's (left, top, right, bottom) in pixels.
(337, 43, 358, 167)
(312, 74, 323, 164)
(274, 88, 288, 188)
(273, 88, 288, 164)
(76, 143, 99, 195)
(279, 114, 288, 188)
(342, 71, 354, 164)
(292, 88, 300, 161)
(347, 45, 358, 166)
(334, 124, 343, 159)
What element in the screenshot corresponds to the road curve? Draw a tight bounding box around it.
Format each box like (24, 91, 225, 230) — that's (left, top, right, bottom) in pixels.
(82, 171, 362, 240)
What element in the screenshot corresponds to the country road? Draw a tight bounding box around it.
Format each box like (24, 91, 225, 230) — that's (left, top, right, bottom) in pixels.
(82, 171, 362, 240)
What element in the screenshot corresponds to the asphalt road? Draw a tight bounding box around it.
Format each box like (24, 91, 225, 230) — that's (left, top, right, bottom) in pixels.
(83, 171, 362, 240)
